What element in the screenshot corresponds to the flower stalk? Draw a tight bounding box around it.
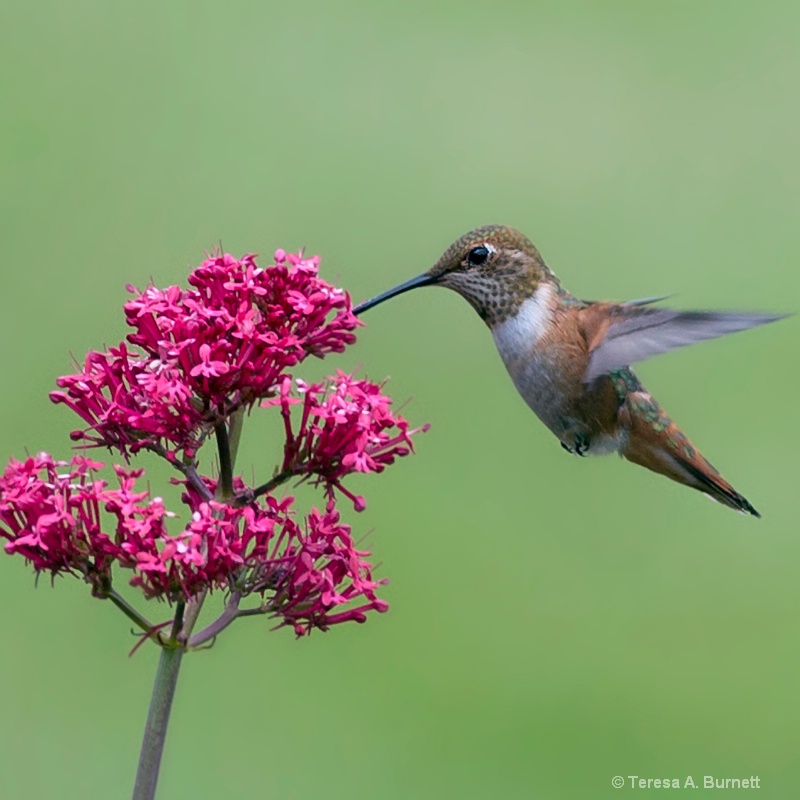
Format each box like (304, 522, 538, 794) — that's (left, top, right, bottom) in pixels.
(132, 606, 185, 800)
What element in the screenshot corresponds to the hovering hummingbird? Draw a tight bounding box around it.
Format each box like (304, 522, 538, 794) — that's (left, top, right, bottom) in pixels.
(354, 225, 786, 516)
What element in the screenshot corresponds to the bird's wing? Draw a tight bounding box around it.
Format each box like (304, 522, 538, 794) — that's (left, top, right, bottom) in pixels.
(580, 303, 786, 383)
(623, 294, 673, 306)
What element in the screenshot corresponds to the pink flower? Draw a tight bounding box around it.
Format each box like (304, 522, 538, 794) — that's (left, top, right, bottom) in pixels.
(51, 251, 360, 459)
(128, 499, 245, 599)
(265, 371, 429, 509)
(50, 344, 205, 459)
(2, 243, 430, 641)
(0, 455, 390, 631)
(257, 503, 388, 636)
(0, 454, 166, 593)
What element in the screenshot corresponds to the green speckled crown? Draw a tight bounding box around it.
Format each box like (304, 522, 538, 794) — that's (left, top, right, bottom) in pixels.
(427, 225, 558, 324)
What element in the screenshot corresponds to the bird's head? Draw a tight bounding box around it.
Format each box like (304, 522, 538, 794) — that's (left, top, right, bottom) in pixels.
(355, 225, 554, 324)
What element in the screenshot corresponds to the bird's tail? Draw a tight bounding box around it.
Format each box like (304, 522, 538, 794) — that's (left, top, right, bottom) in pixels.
(621, 392, 759, 517)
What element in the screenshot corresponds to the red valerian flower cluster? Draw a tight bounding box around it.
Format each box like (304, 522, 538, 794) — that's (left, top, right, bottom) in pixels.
(1, 249, 426, 638)
(50, 250, 359, 460)
(0, 453, 148, 587)
(0, 454, 387, 635)
(267, 373, 429, 511)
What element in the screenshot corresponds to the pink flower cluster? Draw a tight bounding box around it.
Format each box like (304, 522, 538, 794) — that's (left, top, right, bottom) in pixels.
(50, 251, 359, 459)
(268, 372, 429, 510)
(1, 248, 425, 637)
(0, 455, 386, 633)
(0, 454, 170, 593)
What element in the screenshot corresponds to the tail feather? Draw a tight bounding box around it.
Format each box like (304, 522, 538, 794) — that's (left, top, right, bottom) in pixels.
(620, 391, 760, 517)
(677, 457, 760, 517)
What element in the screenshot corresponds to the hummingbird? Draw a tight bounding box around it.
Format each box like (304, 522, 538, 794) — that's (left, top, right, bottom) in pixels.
(354, 225, 786, 517)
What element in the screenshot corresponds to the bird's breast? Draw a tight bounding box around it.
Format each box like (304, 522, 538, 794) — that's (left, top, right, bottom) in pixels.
(490, 284, 573, 433)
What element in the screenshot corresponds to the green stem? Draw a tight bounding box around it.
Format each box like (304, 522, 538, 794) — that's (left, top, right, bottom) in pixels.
(133, 408, 247, 798)
(214, 421, 234, 499)
(243, 467, 303, 505)
(106, 588, 163, 642)
(186, 591, 242, 648)
(131, 647, 183, 800)
(227, 407, 245, 471)
(131, 606, 185, 800)
(179, 409, 245, 642)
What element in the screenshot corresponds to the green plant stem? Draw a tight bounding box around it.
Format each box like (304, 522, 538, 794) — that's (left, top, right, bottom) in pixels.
(214, 420, 234, 499)
(106, 588, 164, 643)
(227, 407, 244, 474)
(132, 409, 247, 799)
(131, 606, 185, 800)
(187, 591, 243, 648)
(183, 464, 214, 502)
(131, 647, 183, 800)
(244, 467, 303, 504)
(179, 409, 245, 642)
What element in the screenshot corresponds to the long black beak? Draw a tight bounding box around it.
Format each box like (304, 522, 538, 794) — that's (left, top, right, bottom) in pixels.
(353, 273, 436, 315)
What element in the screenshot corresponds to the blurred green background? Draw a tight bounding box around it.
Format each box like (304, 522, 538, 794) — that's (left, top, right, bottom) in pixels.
(2, 1, 798, 798)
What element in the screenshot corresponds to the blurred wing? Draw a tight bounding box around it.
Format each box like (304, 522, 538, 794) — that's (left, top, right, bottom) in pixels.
(582, 305, 786, 383)
(623, 294, 673, 306)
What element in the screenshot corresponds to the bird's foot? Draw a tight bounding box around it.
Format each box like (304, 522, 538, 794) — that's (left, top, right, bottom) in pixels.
(560, 435, 589, 457)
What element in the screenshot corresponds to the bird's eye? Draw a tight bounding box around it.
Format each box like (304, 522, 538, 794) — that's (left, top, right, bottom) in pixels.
(466, 244, 493, 266)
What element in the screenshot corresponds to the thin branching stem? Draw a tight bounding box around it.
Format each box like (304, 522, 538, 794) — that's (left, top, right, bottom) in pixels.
(186, 591, 243, 648)
(105, 587, 164, 642)
(145, 444, 214, 502)
(244, 467, 304, 505)
(184, 464, 214, 502)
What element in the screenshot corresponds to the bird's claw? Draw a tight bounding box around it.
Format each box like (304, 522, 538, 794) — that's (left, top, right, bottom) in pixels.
(561, 436, 589, 457)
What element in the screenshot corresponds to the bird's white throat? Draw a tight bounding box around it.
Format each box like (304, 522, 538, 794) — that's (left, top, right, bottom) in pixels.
(491, 283, 555, 365)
